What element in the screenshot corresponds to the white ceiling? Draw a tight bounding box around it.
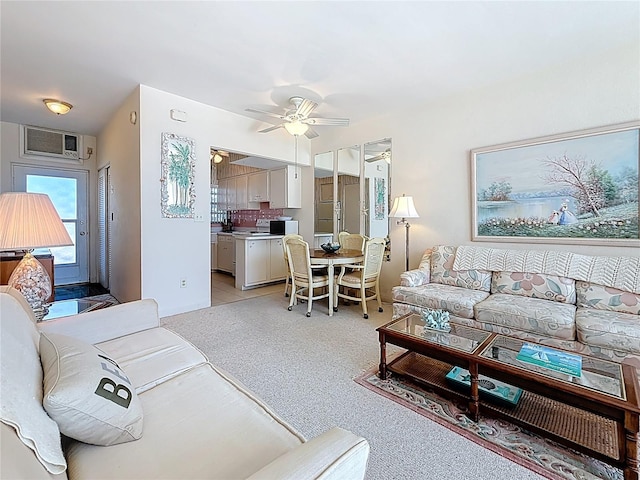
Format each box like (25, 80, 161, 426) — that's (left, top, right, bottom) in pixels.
(1, 1, 637, 137)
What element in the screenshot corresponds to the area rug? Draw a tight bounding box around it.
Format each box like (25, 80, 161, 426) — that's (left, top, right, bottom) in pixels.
(81, 294, 120, 308)
(355, 366, 621, 480)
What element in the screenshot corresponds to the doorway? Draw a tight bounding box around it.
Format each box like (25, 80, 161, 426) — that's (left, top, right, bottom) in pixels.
(13, 165, 89, 285)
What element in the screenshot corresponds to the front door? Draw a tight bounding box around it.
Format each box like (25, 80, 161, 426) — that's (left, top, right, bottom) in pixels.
(13, 165, 89, 285)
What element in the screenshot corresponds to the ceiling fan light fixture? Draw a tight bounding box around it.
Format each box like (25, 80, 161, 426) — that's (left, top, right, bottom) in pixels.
(213, 153, 223, 163)
(43, 98, 72, 115)
(283, 120, 309, 136)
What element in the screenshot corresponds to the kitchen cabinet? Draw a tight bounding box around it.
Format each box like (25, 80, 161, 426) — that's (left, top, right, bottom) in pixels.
(269, 166, 301, 209)
(235, 237, 287, 290)
(248, 171, 270, 204)
(235, 175, 248, 210)
(269, 238, 287, 279)
(210, 233, 218, 271)
(216, 234, 235, 275)
(218, 177, 233, 211)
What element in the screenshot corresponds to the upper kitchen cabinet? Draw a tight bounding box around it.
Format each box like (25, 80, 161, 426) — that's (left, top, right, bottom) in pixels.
(235, 175, 249, 210)
(270, 165, 301, 208)
(248, 171, 270, 203)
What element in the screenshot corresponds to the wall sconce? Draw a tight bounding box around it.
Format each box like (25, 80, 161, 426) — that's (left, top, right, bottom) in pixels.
(43, 99, 73, 115)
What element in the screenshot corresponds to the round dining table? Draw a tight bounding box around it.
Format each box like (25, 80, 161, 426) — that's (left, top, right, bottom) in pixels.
(309, 248, 364, 316)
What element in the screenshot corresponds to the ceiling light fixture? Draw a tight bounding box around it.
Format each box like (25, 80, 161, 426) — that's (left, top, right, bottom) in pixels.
(283, 120, 309, 136)
(213, 153, 223, 164)
(43, 98, 73, 115)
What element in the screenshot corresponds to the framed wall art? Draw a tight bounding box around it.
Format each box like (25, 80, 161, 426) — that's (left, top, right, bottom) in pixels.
(471, 122, 639, 246)
(160, 132, 196, 218)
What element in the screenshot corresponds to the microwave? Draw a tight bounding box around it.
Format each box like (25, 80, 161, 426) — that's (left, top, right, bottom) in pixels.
(270, 220, 298, 235)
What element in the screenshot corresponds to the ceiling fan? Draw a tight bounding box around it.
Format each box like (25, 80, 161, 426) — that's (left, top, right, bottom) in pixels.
(365, 149, 391, 163)
(246, 96, 349, 139)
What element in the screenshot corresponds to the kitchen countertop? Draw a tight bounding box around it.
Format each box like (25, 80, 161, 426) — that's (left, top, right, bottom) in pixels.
(217, 231, 285, 239)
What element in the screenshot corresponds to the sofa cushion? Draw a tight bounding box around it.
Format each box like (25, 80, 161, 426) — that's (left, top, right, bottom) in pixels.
(392, 283, 490, 319)
(0, 287, 67, 475)
(474, 294, 576, 340)
(96, 327, 208, 393)
(430, 245, 491, 292)
(491, 271, 576, 304)
(40, 333, 144, 446)
(65, 363, 304, 479)
(576, 282, 640, 315)
(576, 307, 640, 355)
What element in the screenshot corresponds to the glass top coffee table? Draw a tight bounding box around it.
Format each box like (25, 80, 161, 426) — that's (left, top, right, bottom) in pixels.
(41, 298, 104, 321)
(377, 313, 640, 479)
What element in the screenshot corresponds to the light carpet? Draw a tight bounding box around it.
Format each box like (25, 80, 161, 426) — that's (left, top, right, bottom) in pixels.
(161, 293, 545, 480)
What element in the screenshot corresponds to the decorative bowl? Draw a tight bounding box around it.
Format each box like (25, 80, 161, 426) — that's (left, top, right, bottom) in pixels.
(277, 216, 293, 220)
(321, 243, 341, 253)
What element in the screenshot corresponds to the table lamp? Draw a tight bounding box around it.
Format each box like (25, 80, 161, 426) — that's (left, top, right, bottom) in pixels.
(389, 194, 419, 271)
(0, 192, 73, 319)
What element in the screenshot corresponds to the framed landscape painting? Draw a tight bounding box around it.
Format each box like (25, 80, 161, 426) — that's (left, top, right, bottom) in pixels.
(471, 122, 639, 246)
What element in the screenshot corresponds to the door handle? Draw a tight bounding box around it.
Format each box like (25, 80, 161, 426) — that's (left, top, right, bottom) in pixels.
(79, 232, 87, 236)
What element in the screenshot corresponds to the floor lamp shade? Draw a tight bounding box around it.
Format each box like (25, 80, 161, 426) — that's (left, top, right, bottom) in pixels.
(0, 192, 73, 318)
(389, 194, 419, 272)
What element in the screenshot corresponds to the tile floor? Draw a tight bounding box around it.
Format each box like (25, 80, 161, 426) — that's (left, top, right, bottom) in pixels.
(211, 271, 285, 306)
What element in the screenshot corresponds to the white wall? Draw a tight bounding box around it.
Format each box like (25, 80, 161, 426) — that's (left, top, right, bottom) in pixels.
(137, 85, 309, 316)
(312, 44, 640, 301)
(97, 88, 142, 302)
(0, 121, 99, 282)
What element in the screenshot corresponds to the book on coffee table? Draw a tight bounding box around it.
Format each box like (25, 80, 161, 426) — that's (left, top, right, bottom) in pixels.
(516, 343, 582, 377)
(445, 366, 523, 407)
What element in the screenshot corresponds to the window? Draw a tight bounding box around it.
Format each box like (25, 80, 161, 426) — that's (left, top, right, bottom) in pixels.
(211, 186, 225, 223)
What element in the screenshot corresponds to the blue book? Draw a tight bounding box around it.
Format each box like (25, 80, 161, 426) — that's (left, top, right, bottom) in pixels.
(516, 343, 582, 377)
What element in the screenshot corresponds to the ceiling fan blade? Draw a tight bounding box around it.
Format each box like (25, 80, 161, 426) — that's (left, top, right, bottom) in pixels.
(295, 98, 317, 118)
(305, 128, 319, 139)
(304, 117, 350, 126)
(258, 124, 284, 133)
(245, 108, 286, 120)
(365, 153, 385, 163)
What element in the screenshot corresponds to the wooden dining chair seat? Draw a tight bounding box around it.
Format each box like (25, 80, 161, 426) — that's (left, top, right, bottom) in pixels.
(282, 234, 303, 297)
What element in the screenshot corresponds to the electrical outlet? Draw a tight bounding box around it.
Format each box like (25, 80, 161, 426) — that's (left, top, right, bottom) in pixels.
(194, 214, 204, 222)
(87, 147, 93, 155)
(180, 278, 187, 288)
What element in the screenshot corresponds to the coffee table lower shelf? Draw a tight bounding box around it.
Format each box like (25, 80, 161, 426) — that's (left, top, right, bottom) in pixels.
(387, 351, 623, 462)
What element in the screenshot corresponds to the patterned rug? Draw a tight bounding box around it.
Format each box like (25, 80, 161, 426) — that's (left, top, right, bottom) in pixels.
(355, 366, 621, 480)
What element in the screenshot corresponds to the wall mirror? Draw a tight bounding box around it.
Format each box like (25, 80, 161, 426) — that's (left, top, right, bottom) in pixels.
(336, 145, 360, 234)
(364, 138, 391, 257)
(314, 151, 334, 241)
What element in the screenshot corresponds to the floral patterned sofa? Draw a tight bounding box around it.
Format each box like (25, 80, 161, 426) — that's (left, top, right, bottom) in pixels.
(392, 245, 640, 366)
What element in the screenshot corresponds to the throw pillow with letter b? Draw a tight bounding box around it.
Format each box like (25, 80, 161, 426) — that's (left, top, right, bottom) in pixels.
(39, 332, 143, 446)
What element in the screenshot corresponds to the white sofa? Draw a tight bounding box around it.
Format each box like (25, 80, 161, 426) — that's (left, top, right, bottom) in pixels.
(0, 286, 370, 479)
(392, 245, 640, 366)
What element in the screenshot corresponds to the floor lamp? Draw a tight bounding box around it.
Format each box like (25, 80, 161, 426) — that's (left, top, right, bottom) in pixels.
(389, 194, 419, 272)
(0, 192, 73, 319)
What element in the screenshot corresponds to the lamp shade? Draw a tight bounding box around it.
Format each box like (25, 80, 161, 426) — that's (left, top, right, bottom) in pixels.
(283, 120, 309, 136)
(389, 195, 419, 219)
(0, 192, 73, 251)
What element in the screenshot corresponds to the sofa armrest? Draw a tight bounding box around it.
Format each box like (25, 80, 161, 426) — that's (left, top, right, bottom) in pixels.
(37, 299, 159, 344)
(246, 427, 369, 480)
(400, 268, 430, 287)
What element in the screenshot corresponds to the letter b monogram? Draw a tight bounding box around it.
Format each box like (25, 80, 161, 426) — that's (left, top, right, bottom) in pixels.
(95, 378, 132, 408)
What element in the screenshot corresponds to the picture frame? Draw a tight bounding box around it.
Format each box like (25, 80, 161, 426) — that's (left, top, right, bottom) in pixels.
(471, 122, 639, 246)
(160, 132, 196, 218)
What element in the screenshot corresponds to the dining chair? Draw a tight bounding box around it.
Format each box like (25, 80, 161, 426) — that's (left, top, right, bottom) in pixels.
(285, 237, 330, 317)
(334, 237, 385, 318)
(338, 231, 366, 253)
(281, 234, 303, 297)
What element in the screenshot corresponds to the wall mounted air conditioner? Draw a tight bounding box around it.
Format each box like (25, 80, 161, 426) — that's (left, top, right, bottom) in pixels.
(20, 125, 82, 163)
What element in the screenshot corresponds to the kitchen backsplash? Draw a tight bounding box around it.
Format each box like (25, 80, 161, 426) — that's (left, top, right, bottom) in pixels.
(229, 205, 284, 228)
